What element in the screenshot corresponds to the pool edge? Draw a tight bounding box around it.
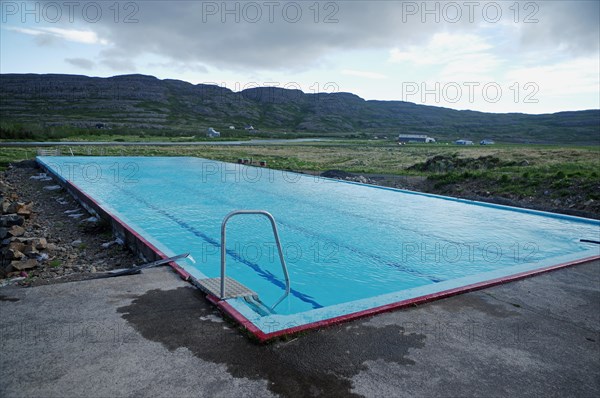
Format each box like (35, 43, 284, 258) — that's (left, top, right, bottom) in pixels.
(35, 157, 600, 343)
(36, 158, 192, 281)
(217, 254, 599, 342)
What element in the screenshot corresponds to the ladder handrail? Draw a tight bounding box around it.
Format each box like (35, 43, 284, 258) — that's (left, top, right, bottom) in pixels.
(221, 210, 291, 310)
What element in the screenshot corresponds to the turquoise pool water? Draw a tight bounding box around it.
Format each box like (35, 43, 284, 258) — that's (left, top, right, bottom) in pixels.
(38, 157, 600, 334)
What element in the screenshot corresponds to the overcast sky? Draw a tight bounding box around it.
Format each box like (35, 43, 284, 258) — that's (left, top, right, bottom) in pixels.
(1, 0, 599, 113)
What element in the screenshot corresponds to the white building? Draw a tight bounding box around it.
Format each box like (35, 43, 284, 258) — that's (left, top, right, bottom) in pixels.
(455, 139, 474, 145)
(397, 134, 436, 143)
(206, 127, 220, 138)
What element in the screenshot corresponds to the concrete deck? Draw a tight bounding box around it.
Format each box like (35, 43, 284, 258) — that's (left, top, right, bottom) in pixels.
(1, 260, 599, 397)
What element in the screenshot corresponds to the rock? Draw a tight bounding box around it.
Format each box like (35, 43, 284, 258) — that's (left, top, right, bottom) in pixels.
(43, 185, 62, 191)
(0, 180, 10, 195)
(584, 199, 595, 206)
(8, 241, 25, 252)
(4, 201, 18, 214)
(71, 239, 83, 247)
(35, 238, 47, 250)
(0, 214, 24, 227)
(520, 160, 530, 166)
(16, 202, 33, 218)
(23, 244, 39, 257)
(30, 173, 52, 181)
(7, 225, 25, 237)
(11, 258, 38, 271)
(5, 248, 24, 260)
(1, 200, 12, 214)
(102, 241, 117, 249)
(321, 170, 355, 179)
(0, 227, 8, 240)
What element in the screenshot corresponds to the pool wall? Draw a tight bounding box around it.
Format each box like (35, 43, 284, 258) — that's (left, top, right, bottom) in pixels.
(36, 159, 191, 282)
(36, 157, 600, 342)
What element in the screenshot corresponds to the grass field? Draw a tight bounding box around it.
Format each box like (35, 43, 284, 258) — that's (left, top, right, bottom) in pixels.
(2, 141, 599, 216)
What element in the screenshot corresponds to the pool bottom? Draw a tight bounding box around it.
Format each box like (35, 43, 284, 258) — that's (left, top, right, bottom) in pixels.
(38, 159, 600, 342)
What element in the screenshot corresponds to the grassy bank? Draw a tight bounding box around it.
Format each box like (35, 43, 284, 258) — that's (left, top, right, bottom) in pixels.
(2, 141, 599, 216)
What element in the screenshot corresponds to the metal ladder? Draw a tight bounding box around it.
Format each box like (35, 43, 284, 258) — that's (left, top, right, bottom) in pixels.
(196, 210, 291, 310)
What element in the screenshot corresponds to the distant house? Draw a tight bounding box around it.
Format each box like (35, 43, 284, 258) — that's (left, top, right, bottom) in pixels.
(480, 139, 495, 145)
(455, 139, 474, 145)
(244, 125, 255, 131)
(397, 134, 436, 143)
(206, 127, 220, 138)
(229, 125, 236, 130)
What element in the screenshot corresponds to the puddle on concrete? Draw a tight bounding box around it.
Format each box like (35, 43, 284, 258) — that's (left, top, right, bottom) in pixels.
(117, 287, 426, 397)
(0, 294, 20, 302)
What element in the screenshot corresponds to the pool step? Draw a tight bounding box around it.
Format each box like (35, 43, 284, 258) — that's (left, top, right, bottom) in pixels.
(196, 277, 258, 300)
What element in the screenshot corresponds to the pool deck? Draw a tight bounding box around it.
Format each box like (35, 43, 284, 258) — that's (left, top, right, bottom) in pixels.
(1, 260, 598, 397)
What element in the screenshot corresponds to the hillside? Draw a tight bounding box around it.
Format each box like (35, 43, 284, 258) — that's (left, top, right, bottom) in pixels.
(1, 73, 598, 144)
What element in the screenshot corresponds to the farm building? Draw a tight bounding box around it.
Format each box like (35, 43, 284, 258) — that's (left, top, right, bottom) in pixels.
(397, 134, 436, 143)
(206, 127, 220, 138)
(480, 139, 495, 145)
(455, 139, 474, 145)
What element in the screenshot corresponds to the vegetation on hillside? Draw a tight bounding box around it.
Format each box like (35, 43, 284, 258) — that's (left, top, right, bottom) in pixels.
(1, 74, 599, 145)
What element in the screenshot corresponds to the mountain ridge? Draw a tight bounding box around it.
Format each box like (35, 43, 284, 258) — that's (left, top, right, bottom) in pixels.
(1, 73, 598, 144)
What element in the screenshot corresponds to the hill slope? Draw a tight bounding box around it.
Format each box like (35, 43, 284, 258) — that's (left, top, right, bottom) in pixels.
(1, 73, 598, 144)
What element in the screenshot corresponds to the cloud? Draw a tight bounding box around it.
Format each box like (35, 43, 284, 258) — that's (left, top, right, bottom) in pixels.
(13, 0, 600, 84)
(146, 61, 208, 74)
(341, 69, 387, 80)
(518, 1, 600, 55)
(65, 57, 95, 70)
(69, 0, 598, 73)
(62, 1, 438, 71)
(505, 56, 600, 96)
(100, 57, 136, 72)
(389, 33, 493, 66)
(389, 33, 502, 81)
(6, 26, 108, 45)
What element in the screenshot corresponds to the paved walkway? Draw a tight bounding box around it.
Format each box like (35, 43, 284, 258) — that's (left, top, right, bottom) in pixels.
(1, 261, 599, 397)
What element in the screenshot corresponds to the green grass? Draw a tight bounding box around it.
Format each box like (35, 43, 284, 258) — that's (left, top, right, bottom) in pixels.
(49, 259, 61, 268)
(2, 140, 598, 209)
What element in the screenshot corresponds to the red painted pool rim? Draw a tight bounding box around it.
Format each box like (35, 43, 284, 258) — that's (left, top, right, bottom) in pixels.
(212, 254, 599, 342)
(37, 159, 600, 343)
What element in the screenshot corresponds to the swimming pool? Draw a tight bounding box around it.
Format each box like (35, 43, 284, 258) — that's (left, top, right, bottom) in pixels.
(38, 156, 600, 340)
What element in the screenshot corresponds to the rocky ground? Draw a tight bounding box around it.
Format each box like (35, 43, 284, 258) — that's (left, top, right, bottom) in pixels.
(0, 162, 139, 287)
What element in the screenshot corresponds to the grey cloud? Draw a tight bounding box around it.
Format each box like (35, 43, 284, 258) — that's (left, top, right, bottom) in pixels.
(37, 1, 600, 72)
(88, 1, 442, 71)
(99, 54, 137, 72)
(33, 34, 58, 46)
(65, 57, 95, 70)
(519, 1, 600, 54)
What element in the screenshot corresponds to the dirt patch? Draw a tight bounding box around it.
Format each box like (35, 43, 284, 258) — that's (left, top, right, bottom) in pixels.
(408, 154, 518, 172)
(1, 162, 139, 286)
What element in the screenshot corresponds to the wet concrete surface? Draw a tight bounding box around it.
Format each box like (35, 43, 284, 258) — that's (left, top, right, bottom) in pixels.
(1, 261, 599, 397)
